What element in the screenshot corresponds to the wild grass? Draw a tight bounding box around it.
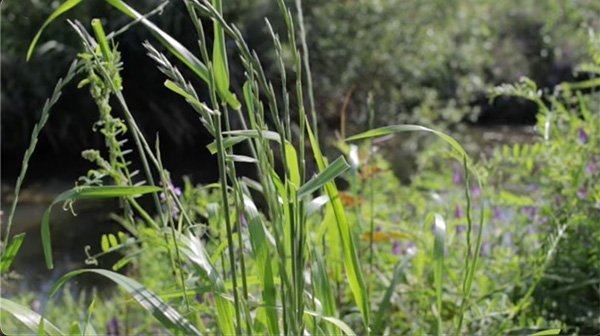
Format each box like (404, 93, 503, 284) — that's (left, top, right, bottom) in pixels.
(1, 0, 598, 335)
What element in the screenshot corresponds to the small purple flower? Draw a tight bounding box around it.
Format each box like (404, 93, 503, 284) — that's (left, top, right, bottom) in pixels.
(392, 241, 402, 256)
(471, 186, 481, 198)
(578, 127, 588, 144)
(107, 317, 120, 336)
(522, 206, 537, 220)
(492, 207, 503, 221)
(577, 186, 588, 199)
(454, 205, 464, 219)
(452, 166, 462, 185)
(455, 225, 466, 234)
(586, 163, 595, 175)
(195, 294, 204, 304)
(240, 214, 248, 228)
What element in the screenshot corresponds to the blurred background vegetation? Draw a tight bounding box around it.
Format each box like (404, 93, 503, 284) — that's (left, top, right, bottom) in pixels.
(2, 0, 599, 179)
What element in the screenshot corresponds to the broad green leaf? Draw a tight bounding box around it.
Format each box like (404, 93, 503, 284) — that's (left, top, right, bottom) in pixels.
(297, 156, 350, 198)
(49, 269, 201, 335)
(0, 233, 26, 273)
(26, 0, 86, 61)
(305, 115, 370, 327)
(0, 298, 65, 335)
(42, 185, 160, 269)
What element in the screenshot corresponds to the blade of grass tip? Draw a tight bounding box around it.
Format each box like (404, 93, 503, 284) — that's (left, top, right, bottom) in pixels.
(432, 213, 447, 336)
(0, 298, 65, 335)
(211, 0, 238, 109)
(531, 328, 562, 336)
(82, 296, 97, 335)
(49, 269, 202, 335)
(41, 185, 160, 269)
(305, 115, 370, 329)
(26, 0, 86, 60)
(91, 18, 111, 59)
(297, 156, 350, 199)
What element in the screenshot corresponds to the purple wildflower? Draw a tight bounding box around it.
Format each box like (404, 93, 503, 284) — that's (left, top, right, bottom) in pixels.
(195, 294, 204, 304)
(455, 205, 464, 218)
(578, 127, 588, 144)
(577, 187, 588, 199)
(521, 206, 537, 220)
(240, 214, 248, 228)
(471, 186, 481, 198)
(452, 166, 462, 185)
(392, 241, 402, 256)
(107, 317, 120, 336)
(492, 207, 503, 221)
(586, 163, 595, 175)
(455, 225, 466, 234)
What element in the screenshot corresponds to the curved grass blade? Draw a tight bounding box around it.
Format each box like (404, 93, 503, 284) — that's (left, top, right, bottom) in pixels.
(346, 124, 467, 160)
(26, 0, 86, 61)
(42, 185, 161, 269)
(304, 310, 356, 336)
(49, 269, 202, 335)
(0, 233, 26, 273)
(531, 329, 562, 336)
(0, 298, 65, 335)
(297, 156, 350, 198)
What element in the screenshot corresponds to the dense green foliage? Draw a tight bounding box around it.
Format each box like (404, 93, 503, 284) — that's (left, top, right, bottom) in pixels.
(1, 0, 599, 335)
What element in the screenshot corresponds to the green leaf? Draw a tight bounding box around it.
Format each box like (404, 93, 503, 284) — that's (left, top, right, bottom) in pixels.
(0, 233, 26, 273)
(108, 234, 118, 248)
(0, 298, 65, 335)
(101, 234, 110, 252)
(298, 156, 350, 198)
(210, 0, 239, 109)
(49, 269, 201, 335)
(26, 0, 86, 61)
(304, 310, 356, 336)
(206, 130, 281, 154)
(42, 185, 161, 269)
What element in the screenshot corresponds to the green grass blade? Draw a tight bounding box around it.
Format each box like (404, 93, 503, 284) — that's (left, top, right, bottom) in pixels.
(531, 329, 562, 336)
(0, 233, 26, 273)
(49, 269, 202, 335)
(372, 257, 410, 335)
(432, 213, 447, 336)
(0, 298, 65, 335)
(304, 310, 356, 336)
(42, 185, 160, 269)
(243, 194, 280, 335)
(26, 0, 86, 61)
(346, 124, 467, 159)
(206, 130, 282, 154)
(285, 142, 301, 187)
(305, 116, 370, 329)
(210, 0, 239, 109)
(297, 156, 350, 199)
